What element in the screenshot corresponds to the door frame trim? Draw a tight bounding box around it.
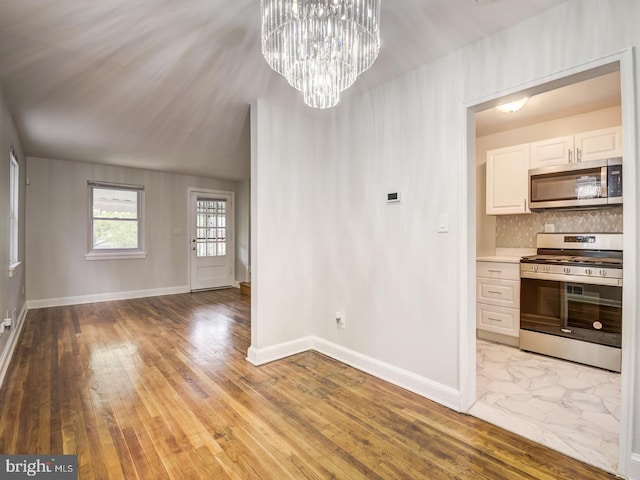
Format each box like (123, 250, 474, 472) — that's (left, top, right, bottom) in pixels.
(187, 187, 236, 291)
(461, 49, 637, 476)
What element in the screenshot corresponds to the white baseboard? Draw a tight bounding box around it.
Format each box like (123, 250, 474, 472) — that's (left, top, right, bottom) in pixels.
(27, 285, 191, 309)
(311, 337, 461, 411)
(246, 336, 314, 365)
(246, 335, 461, 411)
(623, 453, 640, 479)
(0, 303, 28, 389)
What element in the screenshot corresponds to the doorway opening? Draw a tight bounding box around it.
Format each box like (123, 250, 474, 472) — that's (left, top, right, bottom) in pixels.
(463, 53, 637, 476)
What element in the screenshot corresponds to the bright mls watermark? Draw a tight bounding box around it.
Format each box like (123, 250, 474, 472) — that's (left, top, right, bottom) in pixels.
(0, 455, 77, 479)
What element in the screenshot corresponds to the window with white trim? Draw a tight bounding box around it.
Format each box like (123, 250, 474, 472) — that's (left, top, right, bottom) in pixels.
(9, 148, 19, 270)
(87, 181, 145, 258)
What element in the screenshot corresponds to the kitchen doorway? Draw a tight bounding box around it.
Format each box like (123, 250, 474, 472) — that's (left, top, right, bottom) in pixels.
(462, 51, 637, 476)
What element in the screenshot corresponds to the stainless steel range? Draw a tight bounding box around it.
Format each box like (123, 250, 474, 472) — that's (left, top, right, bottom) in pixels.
(519, 233, 623, 371)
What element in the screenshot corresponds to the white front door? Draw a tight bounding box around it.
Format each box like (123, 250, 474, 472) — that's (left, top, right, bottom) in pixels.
(189, 190, 234, 290)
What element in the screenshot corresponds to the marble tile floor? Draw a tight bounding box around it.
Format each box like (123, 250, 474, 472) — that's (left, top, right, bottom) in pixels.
(469, 339, 620, 474)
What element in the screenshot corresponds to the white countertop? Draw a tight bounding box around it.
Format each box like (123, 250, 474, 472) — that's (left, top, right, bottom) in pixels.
(476, 248, 536, 263)
(476, 255, 522, 264)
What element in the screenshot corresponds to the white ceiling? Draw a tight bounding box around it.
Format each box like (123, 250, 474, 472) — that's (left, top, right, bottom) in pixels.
(0, 0, 567, 180)
(476, 70, 622, 136)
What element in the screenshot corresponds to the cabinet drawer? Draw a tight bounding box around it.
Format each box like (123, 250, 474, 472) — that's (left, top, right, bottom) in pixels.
(476, 278, 520, 308)
(476, 261, 520, 281)
(476, 303, 519, 337)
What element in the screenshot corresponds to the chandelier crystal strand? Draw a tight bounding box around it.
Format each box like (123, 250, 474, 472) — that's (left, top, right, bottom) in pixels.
(261, 0, 381, 109)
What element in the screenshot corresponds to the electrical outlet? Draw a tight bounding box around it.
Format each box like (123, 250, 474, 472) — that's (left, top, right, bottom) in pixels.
(335, 312, 346, 329)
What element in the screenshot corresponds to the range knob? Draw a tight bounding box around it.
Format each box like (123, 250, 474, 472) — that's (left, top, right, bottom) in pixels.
(532, 265, 538, 272)
(586, 268, 593, 275)
(600, 269, 608, 277)
(563, 267, 571, 274)
(544, 266, 550, 272)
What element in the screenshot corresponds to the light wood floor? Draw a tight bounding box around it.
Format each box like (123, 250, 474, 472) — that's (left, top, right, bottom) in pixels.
(0, 289, 615, 479)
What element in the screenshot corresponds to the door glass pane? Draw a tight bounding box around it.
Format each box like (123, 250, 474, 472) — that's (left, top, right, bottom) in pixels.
(196, 199, 226, 257)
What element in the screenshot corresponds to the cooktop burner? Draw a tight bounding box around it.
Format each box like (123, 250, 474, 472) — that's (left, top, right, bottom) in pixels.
(521, 254, 623, 267)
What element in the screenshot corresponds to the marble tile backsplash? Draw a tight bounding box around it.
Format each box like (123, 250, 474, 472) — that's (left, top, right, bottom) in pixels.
(496, 208, 623, 248)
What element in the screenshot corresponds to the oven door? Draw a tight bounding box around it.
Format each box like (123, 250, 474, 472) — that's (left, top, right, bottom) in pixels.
(520, 277, 563, 331)
(565, 282, 622, 347)
(520, 276, 622, 347)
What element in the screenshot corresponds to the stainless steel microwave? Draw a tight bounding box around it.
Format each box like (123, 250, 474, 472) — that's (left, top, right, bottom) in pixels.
(529, 158, 622, 210)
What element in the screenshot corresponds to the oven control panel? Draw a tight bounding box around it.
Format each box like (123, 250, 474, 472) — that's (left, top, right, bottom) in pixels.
(520, 263, 622, 286)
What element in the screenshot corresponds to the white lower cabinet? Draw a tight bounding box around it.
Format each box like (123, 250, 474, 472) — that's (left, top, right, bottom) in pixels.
(476, 261, 520, 339)
(476, 303, 519, 336)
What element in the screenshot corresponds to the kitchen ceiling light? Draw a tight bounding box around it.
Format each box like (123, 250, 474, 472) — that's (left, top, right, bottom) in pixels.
(261, 0, 381, 109)
(496, 97, 529, 113)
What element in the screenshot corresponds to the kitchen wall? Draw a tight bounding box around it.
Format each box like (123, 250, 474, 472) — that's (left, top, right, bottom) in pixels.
(26, 156, 247, 304)
(0, 85, 26, 382)
(477, 105, 622, 255)
(252, 0, 640, 476)
(496, 208, 623, 248)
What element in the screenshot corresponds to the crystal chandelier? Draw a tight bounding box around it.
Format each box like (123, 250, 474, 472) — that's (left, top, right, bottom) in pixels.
(261, 0, 381, 109)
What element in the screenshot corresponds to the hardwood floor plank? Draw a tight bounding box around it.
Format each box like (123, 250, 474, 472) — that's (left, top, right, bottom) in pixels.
(0, 289, 616, 479)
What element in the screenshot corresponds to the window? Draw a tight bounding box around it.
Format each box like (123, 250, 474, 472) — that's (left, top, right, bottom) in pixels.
(87, 181, 145, 260)
(9, 148, 19, 274)
(195, 198, 227, 257)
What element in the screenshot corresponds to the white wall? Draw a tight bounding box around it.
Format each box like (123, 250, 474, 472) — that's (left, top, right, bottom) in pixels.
(26, 157, 245, 303)
(249, 101, 316, 355)
(252, 0, 640, 476)
(311, 62, 465, 387)
(236, 178, 250, 282)
(0, 85, 27, 378)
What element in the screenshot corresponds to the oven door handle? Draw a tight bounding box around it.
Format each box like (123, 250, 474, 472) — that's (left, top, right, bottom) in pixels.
(520, 271, 622, 287)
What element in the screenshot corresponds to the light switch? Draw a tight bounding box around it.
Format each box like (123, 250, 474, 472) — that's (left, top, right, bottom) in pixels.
(437, 214, 449, 233)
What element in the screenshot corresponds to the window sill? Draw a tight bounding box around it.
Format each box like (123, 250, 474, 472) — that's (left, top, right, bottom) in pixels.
(85, 251, 147, 261)
(8, 261, 22, 278)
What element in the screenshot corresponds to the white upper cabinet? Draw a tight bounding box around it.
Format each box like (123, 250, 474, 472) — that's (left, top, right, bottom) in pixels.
(530, 126, 622, 169)
(486, 144, 530, 215)
(530, 135, 574, 169)
(574, 126, 623, 162)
